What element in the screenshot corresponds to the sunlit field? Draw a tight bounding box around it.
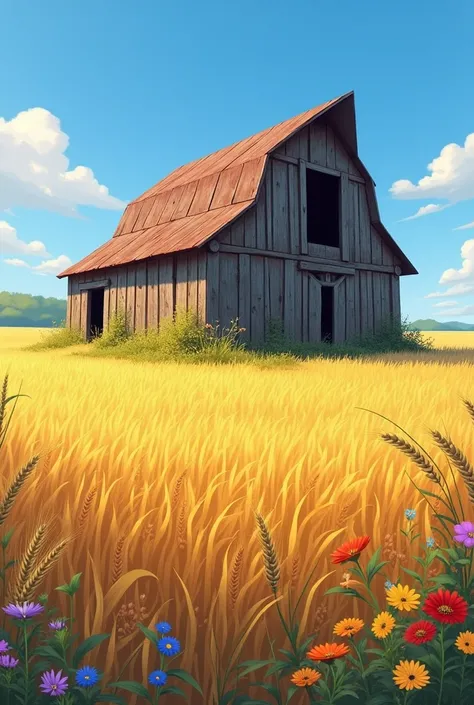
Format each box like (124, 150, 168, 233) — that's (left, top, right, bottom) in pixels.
(1, 327, 474, 702)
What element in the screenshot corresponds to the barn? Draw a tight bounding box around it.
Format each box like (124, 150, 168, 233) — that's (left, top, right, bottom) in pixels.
(57, 91, 417, 345)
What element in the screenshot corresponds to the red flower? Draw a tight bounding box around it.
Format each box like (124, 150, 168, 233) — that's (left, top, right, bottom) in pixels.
(422, 589, 468, 624)
(404, 620, 437, 645)
(330, 536, 371, 565)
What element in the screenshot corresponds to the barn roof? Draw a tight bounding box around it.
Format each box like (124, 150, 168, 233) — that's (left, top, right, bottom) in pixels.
(58, 92, 416, 278)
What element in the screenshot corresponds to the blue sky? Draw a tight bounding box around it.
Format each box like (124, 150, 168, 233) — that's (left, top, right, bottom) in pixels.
(1, 0, 473, 322)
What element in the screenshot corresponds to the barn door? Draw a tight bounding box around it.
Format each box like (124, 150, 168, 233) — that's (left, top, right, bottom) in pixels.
(307, 272, 346, 344)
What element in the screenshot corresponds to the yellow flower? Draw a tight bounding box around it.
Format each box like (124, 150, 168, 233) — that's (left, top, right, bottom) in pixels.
(455, 631, 474, 655)
(290, 668, 322, 687)
(333, 618, 365, 638)
(371, 611, 395, 639)
(393, 660, 430, 691)
(386, 583, 420, 612)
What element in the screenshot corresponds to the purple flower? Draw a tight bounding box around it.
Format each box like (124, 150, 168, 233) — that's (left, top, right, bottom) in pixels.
(453, 521, 474, 548)
(0, 655, 19, 668)
(0, 640, 10, 653)
(49, 619, 67, 631)
(39, 669, 69, 696)
(2, 601, 44, 620)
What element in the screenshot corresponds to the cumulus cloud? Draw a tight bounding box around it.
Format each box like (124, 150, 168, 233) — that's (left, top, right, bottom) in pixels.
(454, 221, 474, 231)
(399, 204, 451, 221)
(432, 300, 459, 307)
(0, 107, 127, 216)
(436, 304, 474, 317)
(439, 239, 474, 283)
(425, 282, 474, 298)
(3, 253, 72, 276)
(4, 258, 30, 267)
(0, 220, 51, 257)
(390, 133, 474, 202)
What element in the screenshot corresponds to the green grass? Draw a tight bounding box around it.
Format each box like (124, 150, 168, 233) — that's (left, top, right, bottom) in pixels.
(26, 325, 85, 350)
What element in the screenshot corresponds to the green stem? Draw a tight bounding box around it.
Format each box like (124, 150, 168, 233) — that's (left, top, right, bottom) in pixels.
(460, 654, 467, 697)
(23, 622, 29, 705)
(437, 626, 445, 705)
(68, 594, 74, 661)
(1, 544, 5, 630)
(354, 559, 379, 612)
(352, 637, 370, 697)
(403, 691, 408, 705)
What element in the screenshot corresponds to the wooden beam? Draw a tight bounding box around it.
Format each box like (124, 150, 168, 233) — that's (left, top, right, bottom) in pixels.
(299, 261, 355, 276)
(78, 279, 110, 291)
(273, 152, 365, 184)
(304, 160, 341, 178)
(217, 243, 397, 274)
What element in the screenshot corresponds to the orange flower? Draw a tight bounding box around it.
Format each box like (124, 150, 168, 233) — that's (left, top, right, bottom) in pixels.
(333, 618, 365, 637)
(307, 642, 350, 662)
(290, 668, 322, 687)
(331, 536, 371, 564)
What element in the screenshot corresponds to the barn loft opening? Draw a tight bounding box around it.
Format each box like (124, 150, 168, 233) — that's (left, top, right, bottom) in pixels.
(306, 169, 340, 247)
(88, 288, 105, 339)
(321, 286, 334, 343)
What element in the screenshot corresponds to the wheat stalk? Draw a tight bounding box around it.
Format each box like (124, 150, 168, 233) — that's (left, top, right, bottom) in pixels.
(16, 539, 69, 602)
(290, 554, 300, 590)
(172, 471, 187, 510)
(430, 430, 474, 504)
(177, 502, 187, 549)
(78, 487, 98, 530)
(462, 398, 474, 426)
(255, 513, 280, 594)
(112, 535, 126, 585)
(0, 374, 8, 438)
(229, 546, 244, 609)
(11, 524, 48, 602)
(380, 433, 441, 484)
(0, 456, 40, 528)
(337, 503, 352, 528)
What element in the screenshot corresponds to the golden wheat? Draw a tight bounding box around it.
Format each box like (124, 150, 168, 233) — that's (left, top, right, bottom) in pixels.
(430, 430, 474, 503)
(0, 373, 8, 436)
(11, 523, 48, 602)
(16, 539, 69, 602)
(0, 456, 40, 527)
(112, 535, 126, 585)
(380, 433, 441, 484)
(229, 546, 244, 609)
(255, 513, 280, 594)
(78, 487, 97, 530)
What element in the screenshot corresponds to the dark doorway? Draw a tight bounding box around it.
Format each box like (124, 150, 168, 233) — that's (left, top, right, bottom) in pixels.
(306, 169, 340, 247)
(321, 286, 334, 343)
(88, 288, 105, 339)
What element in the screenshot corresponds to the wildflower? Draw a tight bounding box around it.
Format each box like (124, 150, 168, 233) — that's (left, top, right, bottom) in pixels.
(393, 660, 430, 691)
(39, 669, 69, 696)
(155, 621, 172, 634)
(340, 572, 363, 588)
(426, 537, 436, 549)
(372, 612, 396, 639)
(455, 630, 474, 655)
(76, 666, 100, 687)
(333, 618, 364, 637)
(405, 509, 416, 521)
(2, 601, 44, 620)
(0, 655, 19, 668)
(0, 640, 10, 653)
(290, 668, 322, 687)
(148, 669, 168, 687)
(453, 521, 474, 548)
(49, 619, 67, 631)
(423, 589, 468, 624)
(404, 620, 437, 645)
(157, 636, 181, 656)
(386, 584, 421, 612)
(384, 580, 394, 590)
(38, 593, 48, 603)
(307, 642, 350, 662)
(330, 536, 370, 564)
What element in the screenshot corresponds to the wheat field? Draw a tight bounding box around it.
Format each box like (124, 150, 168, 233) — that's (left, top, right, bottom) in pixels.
(1, 327, 474, 702)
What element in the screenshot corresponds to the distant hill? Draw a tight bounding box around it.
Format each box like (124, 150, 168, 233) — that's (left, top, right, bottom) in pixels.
(408, 319, 474, 332)
(0, 291, 67, 327)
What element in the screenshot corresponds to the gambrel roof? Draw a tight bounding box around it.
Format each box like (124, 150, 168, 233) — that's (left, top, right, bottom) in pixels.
(58, 92, 416, 278)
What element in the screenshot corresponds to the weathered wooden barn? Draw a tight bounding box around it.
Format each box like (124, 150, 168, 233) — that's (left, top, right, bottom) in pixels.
(58, 91, 417, 344)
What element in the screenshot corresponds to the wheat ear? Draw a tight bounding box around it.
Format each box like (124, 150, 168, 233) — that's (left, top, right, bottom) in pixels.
(16, 539, 69, 602)
(430, 430, 474, 504)
(380, 434, 441, 484)
(0, 374, 8, 438)
(229, 546, 244, 609)
(11, 524, 48, 602)
(78, 487, 97, 530)
(172, 471, 187, 510)
(255, 513, 280, 594)
(462, 399, 474, 426)
(0, 456, 40, 528)
(112, 535, 126, 585)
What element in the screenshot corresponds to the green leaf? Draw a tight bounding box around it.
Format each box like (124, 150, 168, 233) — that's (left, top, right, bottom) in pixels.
(167, 668, 203, 695)
(455, 558, 471, 566)
(324, 586, 372, 606)
(265, 660, 291, 677)
(72, 633, 110, 669)
(32, 645, 68, 668)
(334, 689, 360, 701)
(430, 574, 459, 587)
(1, 528, 14, 549)
(96, 695, 126, 704)
(366, 548, 388, 584)
(136, 622, 159, 646)
(400, 566, 423, 583)
(249, 682, 281, 702)
(286, 685, 299, 703)
(107, 681, 152, 702)
(159, 685, 188, 699)
(234, 659, 275, 677)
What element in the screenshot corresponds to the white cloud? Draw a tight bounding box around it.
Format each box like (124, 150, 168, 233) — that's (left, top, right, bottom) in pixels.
(425, 282, 474, 298)
(0, 220, 51, 257)
(390, 133, 474, 202)
(454, 221, 474, 231)
(439, 239, 474, 283)
(399, 203, 451, 221)
(436, 304, 474, 317)
(0, 107, 127, 216)
(4, 258, 29, 267)
(3, 253, 72, 276)
(432, 300, 459, 308)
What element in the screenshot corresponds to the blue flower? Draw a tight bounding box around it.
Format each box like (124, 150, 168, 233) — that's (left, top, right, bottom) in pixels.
(426, 537, 436, 549)
(157, 636, 181, 657)
(384, 580, 394, 590)
(404, 509, 416, 521)
(75, 666, 100, 688)
(149, 669, 168, 687)
(155, 621, 172, 634)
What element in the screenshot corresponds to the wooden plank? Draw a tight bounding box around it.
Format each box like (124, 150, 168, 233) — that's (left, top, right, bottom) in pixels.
(107, 269, 118, 325)
(298, 126, 309, 161)
(335, 136, 350, 173)
(66, 278, 72, 327)
(268, 257, 284, 322)
(358, 185, 372, 264)
(294, 265, 302, 341)
(218, 226, 231, 245)
(380, 273, 390, 326)
(70, 276, 81, 331)
(187, 250, 199, 316)
(359, 271, 368, 336)
(218, 253, 239, 327)
(301, 271, 308, 342)
(230, 218, 245, 246)
(159, 255, 174, 324)
(197, 250, 207, 323)
(299, 160, 307, 255)
(340, 173, 350, 262)
(326, 125, 336, 169)
(116, 267, 127, 320)
(353, 270, 361, 338)
(288, 163, 299, 255)
(264, 258, 270, 334)
(308, 274, 321, 343)
(372, 271, 382, 332)
(250, 255, 265, 345)
(284, 259, 296, 340)
(206, 252, 219, 325)
(391, 274, 401, 324)
(238, 254, 251, 340)
(304, 160, 340, 178)
(283, 134, 301, 159)
(78, 279, 110, 291)
(382, 242, 395, 266)
(79, 274, 88, 338)
(175, 255, 188, 314)
(126, 267, 136, 332)
(309, 121, 327, 166)
(271, 158, 289, 253)
(307, 243, 341, 261)
(135, 262, 147, 331)
(345, 273, 355, 341)
(366, 271, 374, 333)
(371, 226, 383, 265)
(256, 181, 267, 250)
(333, 277, 346, 343)
(349, 180, 360, 263)
(146, 260, 159, 330)
(244, 208, 257, 248)
(299, 261, 355, 276)
(265, 165, 273, 250)
(103, 277, 110, 330)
